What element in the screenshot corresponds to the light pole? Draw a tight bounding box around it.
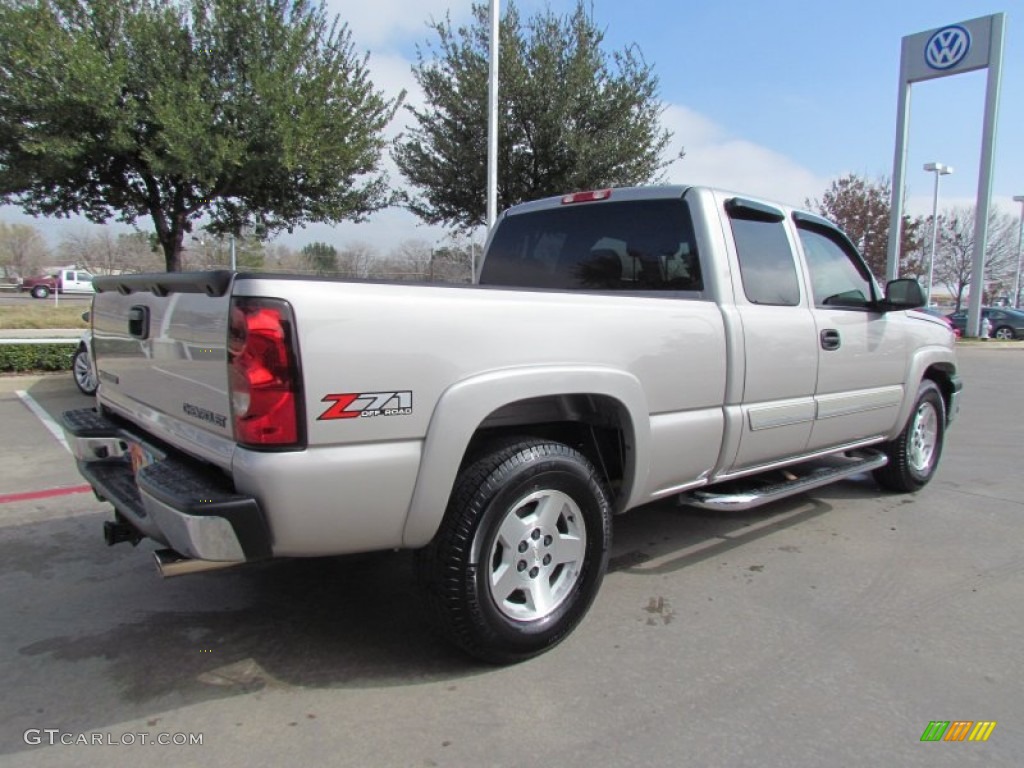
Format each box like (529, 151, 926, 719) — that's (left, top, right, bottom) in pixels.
(1013, 195, 1024, 309)
(923, 162, 953, 307)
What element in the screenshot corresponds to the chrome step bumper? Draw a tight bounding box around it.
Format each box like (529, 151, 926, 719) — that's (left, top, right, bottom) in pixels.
(62, 407, 271, 565)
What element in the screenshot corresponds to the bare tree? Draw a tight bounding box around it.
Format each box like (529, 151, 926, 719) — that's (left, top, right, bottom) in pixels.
(375, 239, 434, 281)
(0, 221, 47, 278)
(338, 243, 377, 279)
(933, 206, 1017, 310)
(430, 233, 482, 283)
(58, 227, 162, 274)
(116, 232, 163, 273)
(264, 242, 300, 272)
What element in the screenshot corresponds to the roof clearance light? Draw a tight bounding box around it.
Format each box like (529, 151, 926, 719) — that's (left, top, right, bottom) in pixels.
(561, 189, 613, 205)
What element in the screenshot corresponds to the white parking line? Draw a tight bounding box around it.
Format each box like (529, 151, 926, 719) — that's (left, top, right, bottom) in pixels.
(16, 390, 70, 453)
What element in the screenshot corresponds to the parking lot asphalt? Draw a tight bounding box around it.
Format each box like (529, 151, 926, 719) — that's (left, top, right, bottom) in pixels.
(0, 347, 1021, 767)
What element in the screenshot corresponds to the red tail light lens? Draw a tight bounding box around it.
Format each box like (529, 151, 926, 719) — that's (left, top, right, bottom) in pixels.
(561, 189, 612, 205)
(228, 298, 303, 448)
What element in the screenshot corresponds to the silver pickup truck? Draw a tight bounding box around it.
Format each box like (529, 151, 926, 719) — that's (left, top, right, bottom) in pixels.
(63, 185, 961, 663)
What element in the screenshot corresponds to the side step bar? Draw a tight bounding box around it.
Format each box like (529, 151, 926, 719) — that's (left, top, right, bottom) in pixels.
(680, 450, 888, 512)
(153, 549, 243, 578)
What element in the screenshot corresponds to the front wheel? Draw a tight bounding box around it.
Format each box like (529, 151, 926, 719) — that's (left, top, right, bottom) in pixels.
(873, 380, 945, 492)
(417, 439, 612, 664)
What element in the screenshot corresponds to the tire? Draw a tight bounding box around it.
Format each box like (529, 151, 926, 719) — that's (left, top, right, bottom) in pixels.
(873, 380, 945, 492)
(993, 325, 1015, 340)
(417, 439, 612, 664)
(31, 285, 50, 299)
(72, 344, 98, 395)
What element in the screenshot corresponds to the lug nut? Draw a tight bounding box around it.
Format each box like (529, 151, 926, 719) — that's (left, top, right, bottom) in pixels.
(529, 567, 539, 578)
(531, 529, 541, 540)
(518, 541, 528, 553)
(543, 554, 551, 565)
(543, 535, 552, 546)
(517, 560, 528, 572)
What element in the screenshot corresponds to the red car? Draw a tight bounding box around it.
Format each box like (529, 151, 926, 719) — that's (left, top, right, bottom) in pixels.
(914, 307, 961, 337)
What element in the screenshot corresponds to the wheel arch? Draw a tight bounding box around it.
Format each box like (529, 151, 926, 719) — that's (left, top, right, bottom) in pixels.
(886, 350, 958, 440)
(922, 361, 958, 424)
(401, 366, 650, 548)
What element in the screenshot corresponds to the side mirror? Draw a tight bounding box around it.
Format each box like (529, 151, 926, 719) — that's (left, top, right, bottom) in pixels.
(879, 278, 925, 311)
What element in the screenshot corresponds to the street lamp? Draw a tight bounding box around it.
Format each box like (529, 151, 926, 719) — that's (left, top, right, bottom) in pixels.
(923, 162, 953, 307)
(1013, 195, 1024, 309)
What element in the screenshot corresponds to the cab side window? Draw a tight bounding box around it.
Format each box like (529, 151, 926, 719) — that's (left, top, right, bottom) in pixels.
(797, 226, 875, 309)
(727, 200, 801, 306)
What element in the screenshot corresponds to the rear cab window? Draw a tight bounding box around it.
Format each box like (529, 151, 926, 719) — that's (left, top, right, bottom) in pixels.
(725, 198, 801, 306)
(480, 197, 703, 295)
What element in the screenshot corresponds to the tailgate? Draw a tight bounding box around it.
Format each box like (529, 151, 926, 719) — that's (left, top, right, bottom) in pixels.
(91, 271, 236, 467)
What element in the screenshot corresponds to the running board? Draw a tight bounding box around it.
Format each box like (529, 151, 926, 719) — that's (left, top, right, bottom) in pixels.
(680, 450, 888, 512)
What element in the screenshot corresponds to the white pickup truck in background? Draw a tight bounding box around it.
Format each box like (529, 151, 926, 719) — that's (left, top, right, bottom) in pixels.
(63, 185, 960, 662)
(20, 268, 95, 299)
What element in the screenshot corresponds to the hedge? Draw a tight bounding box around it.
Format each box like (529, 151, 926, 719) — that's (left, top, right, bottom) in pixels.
(0, 343, 77, 373)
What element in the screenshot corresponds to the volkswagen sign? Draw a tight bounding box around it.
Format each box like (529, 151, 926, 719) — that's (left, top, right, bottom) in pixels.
(925, 25, 971, 70)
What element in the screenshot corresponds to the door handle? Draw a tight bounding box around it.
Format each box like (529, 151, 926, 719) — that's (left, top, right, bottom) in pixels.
(820, 329, 841, 351)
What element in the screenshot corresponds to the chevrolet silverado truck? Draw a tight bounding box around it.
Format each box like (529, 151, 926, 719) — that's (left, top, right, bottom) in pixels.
(62, 185, 961, 663)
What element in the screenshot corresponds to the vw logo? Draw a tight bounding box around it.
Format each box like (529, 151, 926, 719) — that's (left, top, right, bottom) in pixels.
(925, 25, 971, 70)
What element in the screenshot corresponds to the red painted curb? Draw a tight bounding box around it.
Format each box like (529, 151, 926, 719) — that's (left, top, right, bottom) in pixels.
(0, 484, 93, 505)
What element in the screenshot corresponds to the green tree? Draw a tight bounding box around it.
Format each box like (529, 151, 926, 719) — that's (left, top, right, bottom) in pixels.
(807, 174, 925, 280)
(393, 0, 677, 230)
(0, 0, 400, 272)
(301, 241, 337, 275)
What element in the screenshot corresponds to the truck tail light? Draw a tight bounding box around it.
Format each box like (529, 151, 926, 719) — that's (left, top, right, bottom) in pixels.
(228, 298, 304, 449)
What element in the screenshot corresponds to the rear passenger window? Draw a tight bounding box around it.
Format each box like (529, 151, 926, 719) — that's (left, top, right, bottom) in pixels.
(727, 201, 801, 306)
(480, 198, 703, 294)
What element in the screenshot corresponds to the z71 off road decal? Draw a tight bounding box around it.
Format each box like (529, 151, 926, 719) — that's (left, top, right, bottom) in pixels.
(319, 391, 413, 420)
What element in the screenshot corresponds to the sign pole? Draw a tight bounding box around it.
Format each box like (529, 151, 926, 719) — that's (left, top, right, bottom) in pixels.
(966, 13, 1004, 337)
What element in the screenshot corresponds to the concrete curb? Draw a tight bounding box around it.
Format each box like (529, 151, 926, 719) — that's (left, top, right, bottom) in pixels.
(956, 340, 1024, 350)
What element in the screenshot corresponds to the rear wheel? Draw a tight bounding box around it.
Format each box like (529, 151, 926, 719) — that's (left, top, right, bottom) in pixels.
(31, 285, 50, 299)
(72, 344, 98, 395)
(993, 325, 1015, 340)
(873, 380, 945, 492)
(417, 439, 611, 664)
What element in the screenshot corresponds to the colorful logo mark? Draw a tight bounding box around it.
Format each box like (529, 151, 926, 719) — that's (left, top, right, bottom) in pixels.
(920, 721, 996, 742)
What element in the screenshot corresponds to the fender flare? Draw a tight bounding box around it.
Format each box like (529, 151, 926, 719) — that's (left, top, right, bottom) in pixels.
(887, 347, 958, 439)
(401, 365, 651, 548)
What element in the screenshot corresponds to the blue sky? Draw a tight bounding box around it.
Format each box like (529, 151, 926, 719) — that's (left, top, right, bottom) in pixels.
(3, 0, 1022, 256)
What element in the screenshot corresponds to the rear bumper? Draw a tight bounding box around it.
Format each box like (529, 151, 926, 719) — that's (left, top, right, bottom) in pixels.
(62, 407, 271, 562)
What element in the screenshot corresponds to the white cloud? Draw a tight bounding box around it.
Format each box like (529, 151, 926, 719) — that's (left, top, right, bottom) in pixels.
(325, 0, 470, 48)
(660, 104, 827, 210)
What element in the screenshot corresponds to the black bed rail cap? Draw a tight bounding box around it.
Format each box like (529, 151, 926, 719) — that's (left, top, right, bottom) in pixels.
(93, 271, 234, 298)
